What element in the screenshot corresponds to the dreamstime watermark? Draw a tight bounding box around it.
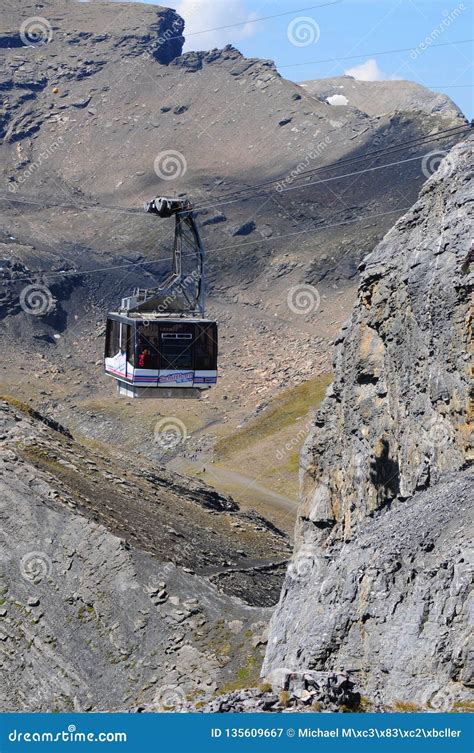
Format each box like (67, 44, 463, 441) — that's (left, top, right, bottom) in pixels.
(425, 413, 452, 449)
(421, 150, 454, 180)
(117, 15, 183, 70)
(276, 420, 312, 462)
(154, 150, 187, 181)
(422, 686, 455, 712)
(287, 16, 320, 47)
(156, 270, 200, 314)
(156, 17, 184, 50)
(287, 545, 326, 582)
(287, 284, 321, 316)
(154, 417, 188, 449)
(410, 3, 466, 59)
(153, 683, 186, 711)
(276, 136, 332, 192)
(20, 551, 53, 584)
(8, 726, 127, 744)
(8, 137, 64, 194)
(20, 16, 53, 47)
(19, 284, 55, 316)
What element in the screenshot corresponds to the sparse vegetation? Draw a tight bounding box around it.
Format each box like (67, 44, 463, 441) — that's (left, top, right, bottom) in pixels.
(215, 374, 332, 460)
(357, 695, 374, 712)
(452, 700, 474, 713)
(0, 395, 34, 415)
(217, 654, 261, 694)
(392, 700, 422, 712)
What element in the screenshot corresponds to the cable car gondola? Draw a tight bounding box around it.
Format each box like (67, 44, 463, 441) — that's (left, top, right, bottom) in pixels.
(104, 197, 217, 398)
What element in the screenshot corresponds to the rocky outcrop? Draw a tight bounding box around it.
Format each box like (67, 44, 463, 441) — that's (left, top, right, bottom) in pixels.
(0, 399, 290, 711)
(301, 76, 465, 120)
(171, 45, 278, 79)
(264, 470, 472, 707)
(263, 137, 473, 708)
(2, 1, 184, 64)
(182, 671, 360, 712)
(302, 137, 472, 540)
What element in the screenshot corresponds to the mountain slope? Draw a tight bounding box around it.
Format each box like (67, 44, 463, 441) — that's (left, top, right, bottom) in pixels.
(300, 76, 464, 119)
(263, 136, 473, 708)
(0, 1, 469, 517)
(0, 397, 289, 711)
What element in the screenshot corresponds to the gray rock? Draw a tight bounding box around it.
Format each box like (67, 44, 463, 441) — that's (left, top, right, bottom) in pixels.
(264, 137, 474, 710)
(301, 76, 464, 119)
(0, 401, 286, 711)
(182, 670, 360, 712)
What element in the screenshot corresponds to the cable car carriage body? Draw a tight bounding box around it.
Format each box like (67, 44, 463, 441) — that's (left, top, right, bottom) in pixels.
(104, 198, 217, 398)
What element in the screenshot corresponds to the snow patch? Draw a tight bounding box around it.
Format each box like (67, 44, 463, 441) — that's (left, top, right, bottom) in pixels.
(326, 94, 348, 106)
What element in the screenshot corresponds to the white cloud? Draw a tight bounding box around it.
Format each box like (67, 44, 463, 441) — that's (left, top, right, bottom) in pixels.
(344, 58, 389, 81)
(175, 0, 259, 52)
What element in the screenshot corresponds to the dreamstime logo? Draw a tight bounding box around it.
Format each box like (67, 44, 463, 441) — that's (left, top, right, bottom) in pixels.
(154, 417, 187, 449)
(20, 551, 53, 584)
(425, 414, 452, 449)
(287, 284, 321, 316)
(421, 150, 454, 180)
(154, 684, 186, 711)
(19, 284, 54, 316)
(287, 545, 324, 582)
(153, 150, 187, 181)
(423, 686, 455, 712)
(20, 16, 53, 47)
(287, 16, 320, 47)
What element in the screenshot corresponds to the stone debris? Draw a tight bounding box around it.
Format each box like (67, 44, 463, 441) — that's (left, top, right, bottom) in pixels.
(183, 672, 360, 713)
(0, 400, 284, 711)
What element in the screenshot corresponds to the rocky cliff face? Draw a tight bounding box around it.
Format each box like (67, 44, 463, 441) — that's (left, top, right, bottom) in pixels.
(0, 399, 289, 711)
(263, 136, 473, 708)
(299, 137, 472, 537)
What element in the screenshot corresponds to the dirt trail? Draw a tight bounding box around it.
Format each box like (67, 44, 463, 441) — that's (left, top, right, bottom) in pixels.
(204, 465, 297, 512)
(169, 457, 298, 534)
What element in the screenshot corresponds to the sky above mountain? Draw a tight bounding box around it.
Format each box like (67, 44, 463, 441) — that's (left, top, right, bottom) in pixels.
(143, 0, 472, 117)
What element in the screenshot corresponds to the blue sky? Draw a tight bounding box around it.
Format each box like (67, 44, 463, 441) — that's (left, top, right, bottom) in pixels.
(141, 0, 473, 117)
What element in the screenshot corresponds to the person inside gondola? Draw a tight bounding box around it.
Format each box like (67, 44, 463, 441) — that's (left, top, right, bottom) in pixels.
(138, 347, 151, 369)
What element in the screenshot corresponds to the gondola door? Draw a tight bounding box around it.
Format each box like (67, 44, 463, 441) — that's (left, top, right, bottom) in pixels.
(158, 323, 194, 387)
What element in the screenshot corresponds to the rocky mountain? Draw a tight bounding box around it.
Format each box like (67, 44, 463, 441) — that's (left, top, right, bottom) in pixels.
(0, 0, 469, 523)
(301, 76, 464, 119)
(263, 136, 473, 709)
(1, 1, 472, 714)
(0, 397, 290, 710)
